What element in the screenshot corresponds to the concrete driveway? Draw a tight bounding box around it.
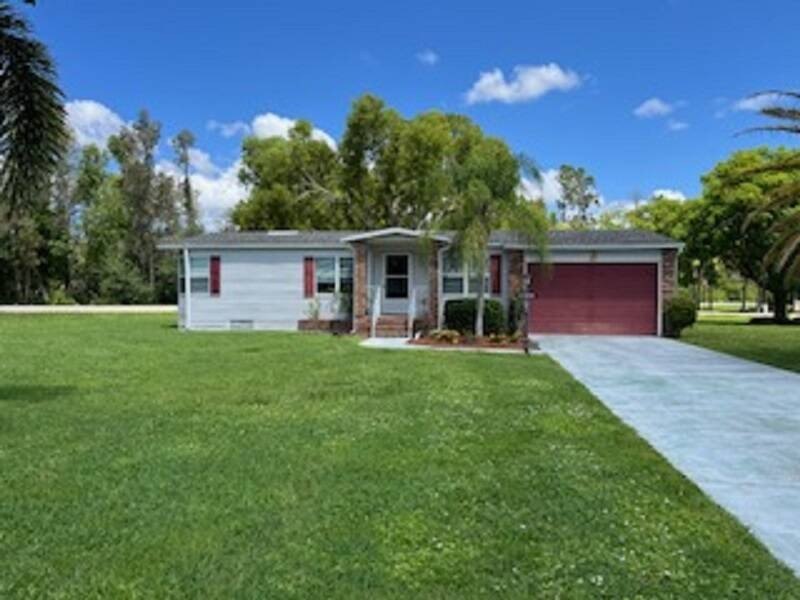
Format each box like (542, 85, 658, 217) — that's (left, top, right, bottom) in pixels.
(537, 335, 800, 576)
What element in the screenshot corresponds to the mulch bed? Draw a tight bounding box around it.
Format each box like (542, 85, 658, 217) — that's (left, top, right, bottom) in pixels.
(409, 337, 538, 351)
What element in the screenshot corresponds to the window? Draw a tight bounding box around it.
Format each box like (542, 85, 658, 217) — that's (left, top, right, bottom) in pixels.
(443, 251, 463, 294)
(190, 277, 209, 293)
(467, 273, 488, 294)
(385, 255, 409, 299)
(442, 251, 497, 296)
(339, 257, 353, 294)
(306, 256, 355, 297)
(316, 257, 336, 294)
(181, 255, 210, 294)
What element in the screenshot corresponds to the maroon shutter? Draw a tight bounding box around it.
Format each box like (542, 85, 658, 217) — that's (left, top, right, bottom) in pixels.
(210, 256, 221, 296)
(303, 257, 315, 298)
(490, 255, 501, 295)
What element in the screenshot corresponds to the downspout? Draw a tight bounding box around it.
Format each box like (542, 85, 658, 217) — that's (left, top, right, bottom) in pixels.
(183, 246, 192, 330)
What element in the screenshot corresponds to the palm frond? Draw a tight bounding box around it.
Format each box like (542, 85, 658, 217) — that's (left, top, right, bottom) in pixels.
(765, 222, 800, 272)
(744, 179, 800, 230)
(750, 89, 800, 102)
(739, 125, 800, 137)
(784, 251, 800, 283)
(0, 2, 68, 211)
(760, 107, 800, 122)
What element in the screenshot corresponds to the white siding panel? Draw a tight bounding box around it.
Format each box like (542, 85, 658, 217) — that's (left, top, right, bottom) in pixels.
(186, 248, 352, 330)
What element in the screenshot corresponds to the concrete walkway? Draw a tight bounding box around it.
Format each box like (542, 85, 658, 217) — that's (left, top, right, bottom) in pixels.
(537, 335, 800, 576)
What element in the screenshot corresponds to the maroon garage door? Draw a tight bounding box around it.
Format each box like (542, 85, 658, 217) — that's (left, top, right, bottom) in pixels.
(528, 263, 658, 335)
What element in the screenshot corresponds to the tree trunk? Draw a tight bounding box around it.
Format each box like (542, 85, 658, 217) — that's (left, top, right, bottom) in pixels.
(772, 286, 790, 324)
(740, 281, 747, 312)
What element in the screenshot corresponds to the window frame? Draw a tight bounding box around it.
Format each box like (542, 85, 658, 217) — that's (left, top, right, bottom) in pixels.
(313, 255, 354, 296)
(441, 250, 501, 297)
(384, 254, 410, 300)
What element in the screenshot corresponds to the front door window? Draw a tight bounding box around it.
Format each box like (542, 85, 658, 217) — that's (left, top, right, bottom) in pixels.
(385, 255, 409, 299)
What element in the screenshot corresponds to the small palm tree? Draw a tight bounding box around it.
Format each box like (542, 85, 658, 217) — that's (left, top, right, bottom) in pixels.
(0, 0, 68, 210)
(444, 140, 548, 336)
(742, 91, 800, 280)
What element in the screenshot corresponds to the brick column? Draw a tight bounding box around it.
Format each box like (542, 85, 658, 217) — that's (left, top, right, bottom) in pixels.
(662, 249, 678, 302)
(427, 245, 440, 329)
(352, 242, 370, 335)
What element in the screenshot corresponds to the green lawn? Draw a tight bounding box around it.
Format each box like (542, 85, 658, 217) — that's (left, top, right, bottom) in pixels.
(1, 316, 797, 598)
(684, 313, 800, 373)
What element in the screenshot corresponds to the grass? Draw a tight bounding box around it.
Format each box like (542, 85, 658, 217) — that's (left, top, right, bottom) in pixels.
(684, 313, 800, 373)
(1, 315, 798, 598)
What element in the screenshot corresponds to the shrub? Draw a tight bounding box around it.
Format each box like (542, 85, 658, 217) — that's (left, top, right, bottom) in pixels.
(48, 286, 76, 305)
(444, 298, 505, 335)
(664, 291, 697, 338)
(430, 329, 461, 344)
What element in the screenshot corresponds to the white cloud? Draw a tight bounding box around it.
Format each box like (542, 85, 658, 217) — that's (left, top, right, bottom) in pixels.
(651, 188, 686, 201)
(207, 111, 336, 147)
(251, 112, 336, 148)
(733, 92, 782, 112)
(667, 119, 689, 131)
(465, 63, 581, 105)
(416, 49, 439, 66)
(633, 97, 674, 118)
(207, 119, 251, 138)
(158, 157, 247, 230)
(187, 148, 220, 176)
(65, 99, 126, 147)
(520, 169, 562, 205)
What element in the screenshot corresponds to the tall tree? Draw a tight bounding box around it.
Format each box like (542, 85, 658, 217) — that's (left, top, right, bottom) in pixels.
(443, 136, 548, 336)
(740, 91, 800, 280)
(171, 129, 201, 234)
(108, 110, 181, 297)
(556, 165, 600, 226)
(233, 120, 339, 230)
(0, 0, 68, 301)
(701, 147, 800, 322)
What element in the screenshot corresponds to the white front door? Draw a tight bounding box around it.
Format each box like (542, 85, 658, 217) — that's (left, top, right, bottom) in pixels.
(383, 254, 410, 314)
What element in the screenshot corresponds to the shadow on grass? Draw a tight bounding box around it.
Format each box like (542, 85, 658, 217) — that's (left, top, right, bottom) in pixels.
(0, 385, 77, 403)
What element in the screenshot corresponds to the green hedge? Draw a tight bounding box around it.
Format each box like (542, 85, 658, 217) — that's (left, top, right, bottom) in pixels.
(444, 298, 505, 335)
(664, 291, 697, 338)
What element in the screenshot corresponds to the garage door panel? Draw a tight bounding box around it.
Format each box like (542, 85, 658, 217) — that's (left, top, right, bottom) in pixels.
(529, 264, 657, 335)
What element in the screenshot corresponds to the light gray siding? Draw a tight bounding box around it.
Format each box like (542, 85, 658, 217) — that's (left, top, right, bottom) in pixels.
(180, 248, 352, 330)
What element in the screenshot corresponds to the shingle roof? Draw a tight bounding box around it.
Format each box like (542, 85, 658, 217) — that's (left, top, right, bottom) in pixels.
(159, 228, 681, 250)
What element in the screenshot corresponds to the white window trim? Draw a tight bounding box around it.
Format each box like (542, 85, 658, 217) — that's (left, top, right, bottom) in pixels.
(315, 256, 354, 297)
(440, 252, 501, 299)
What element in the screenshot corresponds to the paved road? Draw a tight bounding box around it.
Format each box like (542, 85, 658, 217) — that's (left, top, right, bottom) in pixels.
(537, 335, 800, 576)
(0, 305, 176, 314)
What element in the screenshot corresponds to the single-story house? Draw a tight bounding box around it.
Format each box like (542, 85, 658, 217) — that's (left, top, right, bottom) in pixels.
(158, 228, 682, 336)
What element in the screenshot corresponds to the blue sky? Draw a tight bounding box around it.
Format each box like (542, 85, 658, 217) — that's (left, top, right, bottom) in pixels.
(25, 0, 800, 227)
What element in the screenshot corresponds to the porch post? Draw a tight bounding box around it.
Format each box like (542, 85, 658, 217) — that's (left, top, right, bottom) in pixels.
(507, 249, 524, 333)
(352, 242, 370, 335)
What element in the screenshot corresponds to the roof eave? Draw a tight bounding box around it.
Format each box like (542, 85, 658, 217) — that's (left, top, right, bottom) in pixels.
(341, 227, 450, 243)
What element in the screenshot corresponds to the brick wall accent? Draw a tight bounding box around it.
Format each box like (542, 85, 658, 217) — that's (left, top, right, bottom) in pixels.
(507, 250, 525, 299)
(352, 242, 369, 335)
(427, 246, 440, 328)
(662, 249, 678, 302)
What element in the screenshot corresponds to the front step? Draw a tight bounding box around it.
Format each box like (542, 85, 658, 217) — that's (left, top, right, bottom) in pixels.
(374, 315, 409, 338)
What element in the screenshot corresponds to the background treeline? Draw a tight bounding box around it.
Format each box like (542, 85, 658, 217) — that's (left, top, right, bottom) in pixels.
(0, 111, 200, 304)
